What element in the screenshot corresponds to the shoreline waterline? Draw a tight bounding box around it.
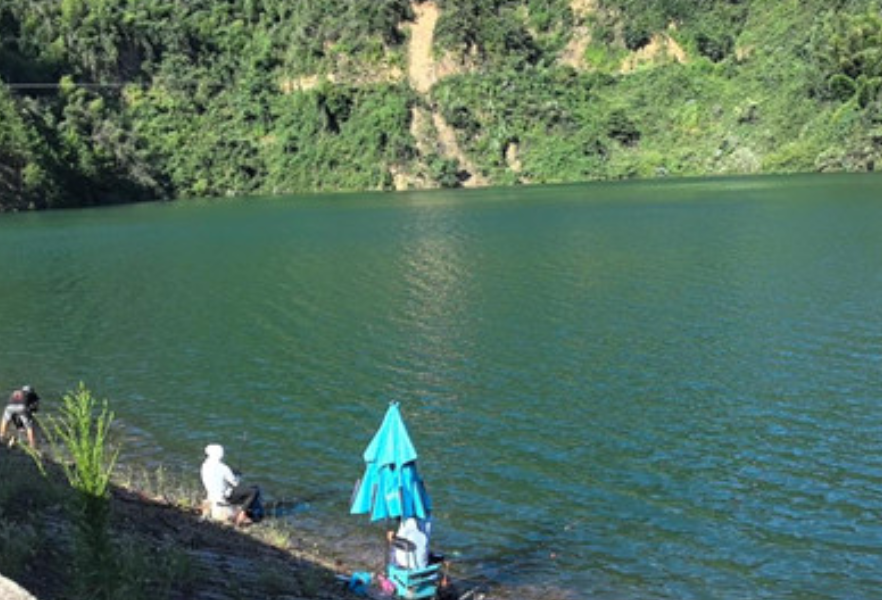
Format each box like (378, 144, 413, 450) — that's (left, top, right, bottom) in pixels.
(3, 442, 581, 600)
(110, 455, 581, 600)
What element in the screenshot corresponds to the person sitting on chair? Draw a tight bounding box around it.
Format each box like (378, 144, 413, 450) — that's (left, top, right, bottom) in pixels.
(200, 443, 261, 527)
(388, 517, 430, 569)
(0, 385, 40, 449)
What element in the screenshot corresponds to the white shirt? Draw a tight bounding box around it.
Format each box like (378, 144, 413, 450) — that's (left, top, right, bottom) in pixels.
(395, 518, 430, 568)
(201, 456, 239, 503)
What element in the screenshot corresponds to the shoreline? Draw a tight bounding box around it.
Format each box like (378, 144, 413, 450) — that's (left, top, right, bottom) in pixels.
(0, 443, 492, 600)
(0, 442, 351, 600)
(0, 442, 364, 599)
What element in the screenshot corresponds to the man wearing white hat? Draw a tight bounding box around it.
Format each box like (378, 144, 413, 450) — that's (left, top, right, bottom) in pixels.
(200, 443, 255, 526)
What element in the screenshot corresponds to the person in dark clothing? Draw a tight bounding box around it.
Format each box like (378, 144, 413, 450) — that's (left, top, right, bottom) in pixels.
(0, 385, 40, 449)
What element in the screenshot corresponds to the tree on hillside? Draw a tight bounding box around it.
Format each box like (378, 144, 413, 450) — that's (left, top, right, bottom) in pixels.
(810, 5, 882, 107)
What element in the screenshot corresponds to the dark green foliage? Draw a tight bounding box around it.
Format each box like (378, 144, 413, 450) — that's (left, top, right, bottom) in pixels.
(694, 29, 733, 63)
(595, 0, 748, 60)
(0, 0, 420, 206)
(527, 0, 573, 33)
(428, 153, 462, 187)
(435, 0, 545, 66)
(0, 86, 35, 208)
(443, 103, 481, 139)
(606, 109, 640, 146)
(810, 5, 882, 105)
(277, 0, 412, 72)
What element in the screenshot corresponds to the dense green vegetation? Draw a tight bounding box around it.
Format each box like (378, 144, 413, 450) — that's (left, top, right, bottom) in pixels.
(1, 0, 881, 209)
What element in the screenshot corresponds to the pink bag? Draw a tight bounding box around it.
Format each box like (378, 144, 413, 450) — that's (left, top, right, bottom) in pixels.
(377, 574, 396, 595)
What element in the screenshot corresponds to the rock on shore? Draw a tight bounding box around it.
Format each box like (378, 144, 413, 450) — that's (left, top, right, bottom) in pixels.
(0, 574, 37, 600)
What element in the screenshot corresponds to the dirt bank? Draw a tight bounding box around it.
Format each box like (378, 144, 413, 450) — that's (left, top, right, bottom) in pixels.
(0, 444, 356, 600)
(0, 443, 485, 600)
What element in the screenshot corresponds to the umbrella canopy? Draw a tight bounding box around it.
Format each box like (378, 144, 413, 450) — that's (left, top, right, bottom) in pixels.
(350, 402, 432, 521)
(362, 401, 418, 467)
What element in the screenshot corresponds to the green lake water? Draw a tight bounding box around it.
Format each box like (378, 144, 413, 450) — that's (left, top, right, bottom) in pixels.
(1, 173, 881, 599)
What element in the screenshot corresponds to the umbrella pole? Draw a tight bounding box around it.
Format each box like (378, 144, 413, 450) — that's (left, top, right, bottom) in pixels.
(379, 528, 396, 596)
(384, 527, 394, 570)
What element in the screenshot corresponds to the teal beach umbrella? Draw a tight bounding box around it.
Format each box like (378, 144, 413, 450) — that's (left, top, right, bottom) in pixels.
(350, 402, 432, 521)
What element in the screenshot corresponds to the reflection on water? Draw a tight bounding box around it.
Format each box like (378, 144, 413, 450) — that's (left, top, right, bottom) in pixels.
(1, 174, 882, 599)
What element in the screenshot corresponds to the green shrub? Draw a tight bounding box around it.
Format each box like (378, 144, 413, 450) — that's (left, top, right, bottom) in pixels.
(606, 109, 641, 146)
(47, 382, 119, 499)
(45, 382, 121, 599)
(584, 43, 626, 72)
(428, 153, 462, 187)
(764, 141, 822, 172)
(810, 6, 882, 102)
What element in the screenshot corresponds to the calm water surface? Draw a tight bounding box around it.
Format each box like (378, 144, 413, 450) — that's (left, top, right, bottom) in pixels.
(2, 173, 882, 599)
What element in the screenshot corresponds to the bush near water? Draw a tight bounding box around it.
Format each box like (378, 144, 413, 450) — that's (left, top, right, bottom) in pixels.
(2, 0, 882, 210)
(0, 384, 350, 600)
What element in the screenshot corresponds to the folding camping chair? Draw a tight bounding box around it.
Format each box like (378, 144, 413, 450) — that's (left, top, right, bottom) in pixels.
(387, 536, 441, 599)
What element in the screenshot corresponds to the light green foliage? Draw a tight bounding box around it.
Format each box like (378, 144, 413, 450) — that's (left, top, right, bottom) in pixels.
(0, 88, 29, 152)
(584, 44, 627, 73)
(44, 382, 121, 599)
(47, 382, 119, 499)
(115, 463, 207, 509)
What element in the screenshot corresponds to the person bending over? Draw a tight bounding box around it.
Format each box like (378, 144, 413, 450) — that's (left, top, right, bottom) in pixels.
(0, 385, 40, 449)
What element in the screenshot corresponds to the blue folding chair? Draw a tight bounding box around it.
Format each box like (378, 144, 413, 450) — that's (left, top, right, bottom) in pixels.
(387, 537, 441, 599)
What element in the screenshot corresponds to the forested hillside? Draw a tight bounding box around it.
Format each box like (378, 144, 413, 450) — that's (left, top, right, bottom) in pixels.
(1, 0, 881, 210)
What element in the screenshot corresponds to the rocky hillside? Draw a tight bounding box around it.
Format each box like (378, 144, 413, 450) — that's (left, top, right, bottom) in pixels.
(1, 0, 881, 209)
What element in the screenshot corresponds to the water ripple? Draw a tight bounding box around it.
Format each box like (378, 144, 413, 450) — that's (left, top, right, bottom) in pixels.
(2, 176, 882, 599)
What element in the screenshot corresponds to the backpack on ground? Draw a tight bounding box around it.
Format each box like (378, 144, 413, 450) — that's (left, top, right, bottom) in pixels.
(246, 486, 265, 523)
